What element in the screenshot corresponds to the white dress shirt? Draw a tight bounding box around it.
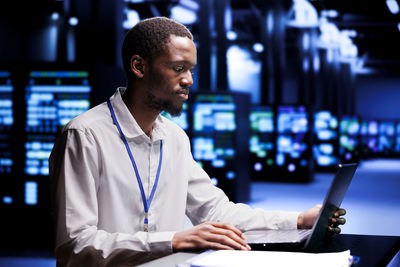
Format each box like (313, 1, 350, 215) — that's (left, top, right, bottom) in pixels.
(49, 88, 300, 266)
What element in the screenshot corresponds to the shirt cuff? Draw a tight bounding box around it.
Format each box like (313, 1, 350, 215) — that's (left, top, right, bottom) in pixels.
(148, 231, 176, 252)
(285, 211, 302, 229)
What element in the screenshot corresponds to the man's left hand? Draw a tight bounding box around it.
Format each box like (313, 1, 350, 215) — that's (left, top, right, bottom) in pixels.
(297, 204, 346, 234)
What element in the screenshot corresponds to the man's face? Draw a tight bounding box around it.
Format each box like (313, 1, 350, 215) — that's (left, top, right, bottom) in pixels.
(144, 35, 197, 116)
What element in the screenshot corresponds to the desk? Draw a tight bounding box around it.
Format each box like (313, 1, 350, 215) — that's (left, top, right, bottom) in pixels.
(138, 234, 400, 267)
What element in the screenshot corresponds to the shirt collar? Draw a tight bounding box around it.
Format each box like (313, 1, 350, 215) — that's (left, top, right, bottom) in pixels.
(109, 87, 169, 142)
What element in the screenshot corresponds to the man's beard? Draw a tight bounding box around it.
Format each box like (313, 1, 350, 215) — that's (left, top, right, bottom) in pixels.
(145, 89, 184, 116)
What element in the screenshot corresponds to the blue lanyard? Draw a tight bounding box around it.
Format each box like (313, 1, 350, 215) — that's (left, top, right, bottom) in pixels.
(107, 99, 163, 232)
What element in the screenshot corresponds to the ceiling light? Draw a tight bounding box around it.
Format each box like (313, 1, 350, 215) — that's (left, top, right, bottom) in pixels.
(68, 17, 79, 26)
(386, 0, 400, 14)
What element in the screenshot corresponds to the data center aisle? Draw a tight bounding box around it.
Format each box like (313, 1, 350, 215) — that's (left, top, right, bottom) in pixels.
(247, 159, 400, 236)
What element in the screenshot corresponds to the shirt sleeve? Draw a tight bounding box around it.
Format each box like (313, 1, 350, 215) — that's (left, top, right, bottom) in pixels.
(184, 143, 300, 231)
(49, 129, 175, 266)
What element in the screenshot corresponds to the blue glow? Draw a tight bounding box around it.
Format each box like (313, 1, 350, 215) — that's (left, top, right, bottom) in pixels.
(287, 0, 319, 28)
(226, 30, 237, 41)
(254, 162, 262, 171)
(250, 107, 274, 133)
(278, 106, 308, 133)
(313, 54, 320, 72)
(210, 177, 218, 186)
(0, 75, 14, 173)
(252, 43, 264, 53)
(51, 12, 59, 21)
(302, 32, 310, 50)
(319, 143, 334, 154)
(313, 111, 338, 167)
(276, 106, 309, 171)
(387, 0, 400, 14)
(368, 121, 379, 135)
(288, 163, 296, 172)
(25, 181, 38, 205)
(192, 94, 238, 186)
(276, 153, 285, 166)
(68, 17, 79, 26)
(302, 58, 309, 72)
(2, 196, 13, 204)
(67, 30, 76, 62)
(161, 103, 188, 130)
(227, 45, 261, 103)
(123, 8, 140, 29)
(171, 5, 197, 24)
(212, 159, 226, 168)
(25, 71, 91, 176)
(193, 101, 236, 132)
(226, 171, 235, 180)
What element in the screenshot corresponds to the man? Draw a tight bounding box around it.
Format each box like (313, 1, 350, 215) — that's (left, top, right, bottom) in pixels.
(49, 17, 345, 266)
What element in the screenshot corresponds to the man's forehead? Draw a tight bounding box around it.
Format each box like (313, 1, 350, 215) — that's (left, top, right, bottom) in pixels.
(164, 36, 197, 64)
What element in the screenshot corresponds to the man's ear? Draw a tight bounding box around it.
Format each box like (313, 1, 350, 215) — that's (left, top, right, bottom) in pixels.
(130, 55, 146, 78)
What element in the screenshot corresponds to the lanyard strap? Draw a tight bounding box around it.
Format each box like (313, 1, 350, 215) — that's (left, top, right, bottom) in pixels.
(107, 99, 163, 231)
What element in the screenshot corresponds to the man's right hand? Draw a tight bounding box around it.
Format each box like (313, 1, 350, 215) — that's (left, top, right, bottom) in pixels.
(172, 222, 251, 251)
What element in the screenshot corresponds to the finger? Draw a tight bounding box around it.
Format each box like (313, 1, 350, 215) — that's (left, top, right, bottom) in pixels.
(334, 209, 346, 217)
(210, 222, 245, 238)
(205, 231, 251, 250)
(331, 217, 346, 226)
(328, 226, 341, 234)
(209, 227, 251, 250)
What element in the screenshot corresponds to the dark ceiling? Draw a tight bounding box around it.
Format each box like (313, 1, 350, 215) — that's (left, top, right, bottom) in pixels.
(312, 0, 400, 68)
(230, 0, 400, 70)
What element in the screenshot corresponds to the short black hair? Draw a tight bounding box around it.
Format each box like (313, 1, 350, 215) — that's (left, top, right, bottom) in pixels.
(122, 17, 193, 79)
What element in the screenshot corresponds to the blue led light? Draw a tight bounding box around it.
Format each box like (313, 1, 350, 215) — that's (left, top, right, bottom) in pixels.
(212, 159, 226, 168)
(2, 196, 13, 204)
(210, 177, 218, 186)
(288, 163, 296, 172)
(254, 162, 262, 171)
(25, 181, 38, 205)
(226, 171, 235, 180)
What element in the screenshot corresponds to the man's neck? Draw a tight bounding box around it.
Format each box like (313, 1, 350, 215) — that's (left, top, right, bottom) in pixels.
(122, 88, 159, 138)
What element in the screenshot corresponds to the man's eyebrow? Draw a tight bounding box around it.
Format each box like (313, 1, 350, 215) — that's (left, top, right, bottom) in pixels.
(170, 60, 196, 67)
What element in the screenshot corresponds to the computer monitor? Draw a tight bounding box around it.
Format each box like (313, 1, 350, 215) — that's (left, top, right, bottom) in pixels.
(313, 110, 338, 170)
(0, 71, 13, 175)
(360, 120, 379, 157)
(378, 121, 395, 156)
(161, 102, 189, 131)
(339, 115, 360, 163)
(24, 70, 91, 205)
(395, 122, 400, 154)
(249, 106, 275, 180)
(190, 92, 250, 202)
(0, 71, 15, 208)
(276, 105, 312, 181)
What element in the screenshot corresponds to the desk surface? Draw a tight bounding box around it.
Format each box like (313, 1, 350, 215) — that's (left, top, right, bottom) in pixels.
(138, 234, 400, 267)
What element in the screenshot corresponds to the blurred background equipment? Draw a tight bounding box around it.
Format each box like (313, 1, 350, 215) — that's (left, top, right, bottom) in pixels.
(1, 0, 400, 254)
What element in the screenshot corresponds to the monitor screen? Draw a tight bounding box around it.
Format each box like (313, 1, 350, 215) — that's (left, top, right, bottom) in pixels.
(249, 106, 275, 175)
(378, 121, 395, 153)
(276, 106, 309, 173)
(339, 116, 360, 162)
(24, 71, 91, 204)
(192, 94, 237, 186)
(360, 120, 379, 155)
(396, 122, 400, 153)
(313, 111, 338, 167)
(161, 102, 189, 131)
(0, 71, 13, 174)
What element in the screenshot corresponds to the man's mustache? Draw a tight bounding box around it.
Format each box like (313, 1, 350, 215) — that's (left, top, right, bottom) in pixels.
(176, 87, 190, 95)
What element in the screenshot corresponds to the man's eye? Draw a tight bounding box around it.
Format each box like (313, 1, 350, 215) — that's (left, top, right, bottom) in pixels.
(174, 66, 184, 72)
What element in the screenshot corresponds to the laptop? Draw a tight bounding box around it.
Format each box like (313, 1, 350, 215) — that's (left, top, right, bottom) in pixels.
(245, 163, 358, 252)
